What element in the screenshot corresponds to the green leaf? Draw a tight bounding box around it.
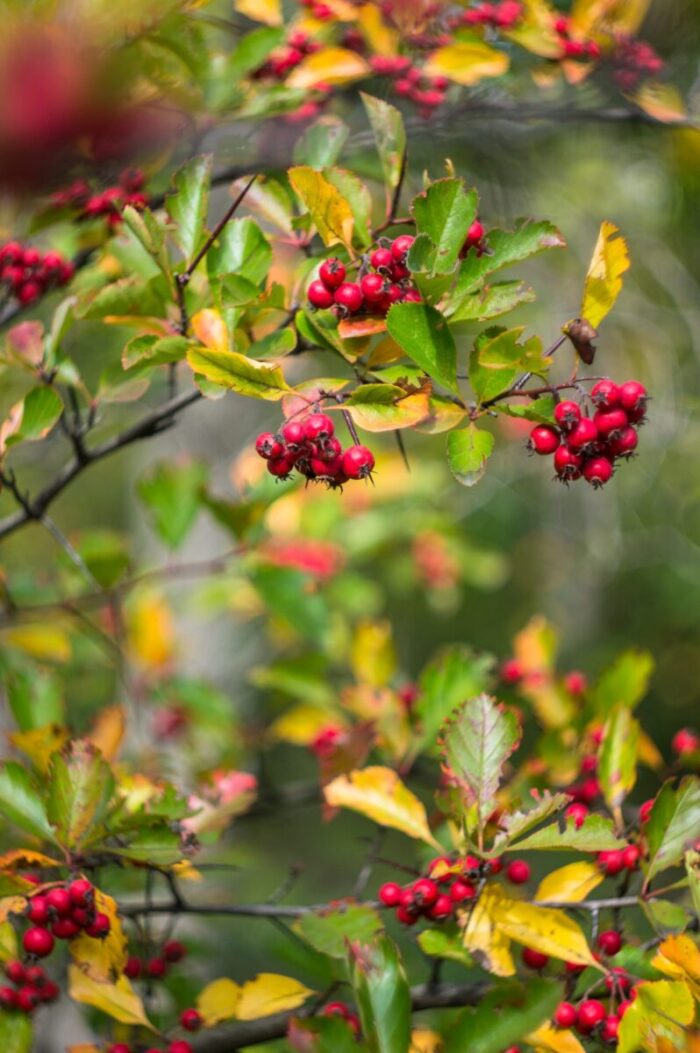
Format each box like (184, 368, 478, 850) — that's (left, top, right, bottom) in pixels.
(508, 813, 625, 853)
(440, 694, 520, 833)
(418, 928, 474, 967)
(206, 218, 272, 286)
(446, 424, 495, 486)
(385, 302, 457, 393)
(0, 762, 56, 843)
(449, 280, 536, 323)
(5, 387, 63, 446)
(645, 777, 700, 884)
(78, 276, 168, 320)
(227, 26, 285, 80)
(122, 335, 189, 371)
(108, 826, 183, 866)
(361, 93, 406, 196)
(46, 741, 115, 851)
(288, 1015, 360, 1053)
(641, 898, 689, 935)
(599, 705, 639, 816)
(218, 274, 261, 307)
(592, 650, 654, 716)
(121, 205, 169, 275)
(492, 792, 570, 852)
(618, 979, 693, 1053)
(187, 347, 290, 400)
(325, 168, 372, 248)
(444, 979, 560, 1053)
(686, 849, 700, 922)
(295, 904, 384, 960)
(0, 1010, 32, 1053)
(469, 327, 547, 404)
(411, 178, 478, 276)
(5, 662, 64, 732)
(416, 646, 495, 752)
(349, 935, 411, 1053)
(293, 116, 350, 168)
(75, 531, 130, 588)
(494, 395, 556, 425)
(137, 459, 208, 549)
(167, 154, 212, 261)
(450, 220, 566, 301)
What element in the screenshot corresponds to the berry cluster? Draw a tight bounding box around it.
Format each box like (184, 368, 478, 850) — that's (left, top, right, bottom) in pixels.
(22, 879, 110, 957)
(256, 414, 375, 489)
(320, 1000, 361, 1034)
(460, 1, 523, 29)
(378, 854, 529, 926)
(123, 938, 187, 982)
(51, 170, 149, 228)
(554, 16, 602, 61)
(307, 242, 421, 318)
(110, 1043, 192, 1053)
(612, 35, 664, 91)
(368, 57, 450, 118)
(255, 31, 320, 80)
(552, 992, 633, 1043)
(0, 242, 74, 305)
(297, 0, 333, 20)
(0, 960, 59, 1015)
(528, 380, 648, 488)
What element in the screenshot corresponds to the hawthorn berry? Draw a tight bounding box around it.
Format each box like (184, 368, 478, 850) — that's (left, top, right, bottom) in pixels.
(168, 1043, 194, 1053)
(605, 967, 632, 992)
(598, 849, 625, 876)
(319, 257, 346, 289)
(554, 401, 581, 430)
(26, 896, 50, 925)
(124, 956, 142, 979)
(342, 445, 375, 480)
(565, 802, 589, 828)
(500, 658, 523, 683)
(164, 940, 187, 963)
(576, 999, 606, 1035)
(108, 1045, 132, 1053)
(567, 418, 599, 451)
(68, 879, 93, 907)
(591, 379, 620, 409)
(361, 273, 386, 303)
(391, 235, 415, 261)
(53, 918, 80, 939)
(622, 844, 641, 869)
(71, 906, 91, 927)
(267, 454, 295, 479)
(618, 380, 647, 413)
(86, 912, 110, 938)
(23, 927, 54, 958)
(334, 282, 363, 314)
(0, 986, 17, 1009)
(450, 879, 476, 903)
(146, 957, 167, 978)
(16, 986, 40, 1013)
(396, 904, 419, 925)
(505, 860, 530, 884)
(597, 929, 623, 956)
(529, 425, 560, 455)
(554, 1002, 577, 1028)
(370, 247, 394, 271)
(379, 882, 403, 907)
(46, 887, 72, 917)
(308, 280, 334, 310)
(522, 947, 549, 970)
(672, 728, 699, 755)
(564, 671, 588, 695)
(427, 894, 453, 920)
(412, 878, 439, 907)
(583, 456, 614, 488)
(255, 433, 284, 460)
(181, 1008, 202, 1031)
(304, 413, 334, 442)
(609, 425, 638, 457)
(593, 408, 628, 438)
(639, 799, 655, 823)
(6, 961, 26, 985)
(601, 1015, 620, 1043)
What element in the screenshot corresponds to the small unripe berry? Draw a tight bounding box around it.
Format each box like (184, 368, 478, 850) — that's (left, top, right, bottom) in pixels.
(583, 456, 614, 488)
(576, 999, 606, 1035)
(181, 1008, 202, 1031)
(672, 728, 699, 755)
(68, 879, 93, 907)
(46, 888, 72, 917)
(522, 947, 549, 970)
(506, 860, 530, 885)
(164, 940, 187, 963)
(319, 257, 346, 290)
(567, 418, 599, 450)
(591, 379, 620, 410)
(391, 235, 415, 261)
(334, 282, 364, 314)
(342, 445, 375, 480)
(554, 1002, 577, 1028)
(597, 929, 623, 956)
(379, 882, 403, 907)
(23, 927, 54, 958)
(427, 894, 453, 920)
(554, 401, 581, 430)
(26, 896, 50, 925)
(85, 912, 110, 939)
(308, 280, 334, 309)
(529, 425, 560, 455)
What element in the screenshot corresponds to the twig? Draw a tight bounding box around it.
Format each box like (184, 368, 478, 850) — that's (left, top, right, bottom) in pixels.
(40, 514, 102, 590)
(353, 828, 387, 898)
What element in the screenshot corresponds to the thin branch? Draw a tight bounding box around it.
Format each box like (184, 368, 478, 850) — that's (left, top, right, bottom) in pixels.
(40, 514, 103, 590)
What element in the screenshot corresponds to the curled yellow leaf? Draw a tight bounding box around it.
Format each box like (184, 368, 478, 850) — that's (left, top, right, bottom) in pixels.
(287, 48, 370, 89)
(68, 967, 153, 1030)
(580, 221, 630, 330)
(236, 973, 314, 1020)
(197, 977, 242, 1027)
(424, 42, 509, 86)
(324, 766, 440, 847)
(535, 862, 605, 904)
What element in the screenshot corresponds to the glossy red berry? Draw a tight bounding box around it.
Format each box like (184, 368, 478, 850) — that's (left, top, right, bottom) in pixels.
(17, 281, 42, 305)
(529, 425, 560, 455)
(553, 444, 583, 481)
(450, 879, 476, 903)
(622, 844, 641, 869)
(23, 927, 54, 958)
(16, 986, 40, 1013)
(267, 455, 295, 479)
(598, 849, 625, 876)
(53, 917, 80, 939)
(308, 280, 334, 309)
(618, 381, 647, 413)
(554, 1002, 577, 1028)
(304, 413, 334, 442)
(427, 894, 453, 920)
(37, 981, 58, 1003)
(567, 417, 599, 450)
(583, 456, 614, 488)
(342, 445, 375, 480)
(465, 219, 485, 247)
(412, 878, 439, 907)
(593, 408, 628, 438)
(601, 1015, 620, 1042)
(605, 967, 632, 992)
(164, 940, 187, 963)
(255, 432, 284, 459)
(672, 728, 699, 755)
(396, 905, 418, 925)
(609, 425, 638, 458)
(391, 235, 415, 261)
(181, 1008, 202, 1031)
(370, 247, 394, 271)
(379, 882, 403, 907)
(86, 912, 110, 938)
(400, 287, 422, 303)
(597, 930, 623, 956)
(26, 896, 50, 925)
(6, 961, 26, 985)
(506, 860, 530, 885)
(319, 257, 346, 289)
(71, 907, 91, 927)
(281, 420, 306, 449)
(68, 879, 93, 908)
(334, 282, 363, 313)
(361, 273, 386, 303)
(639, 799, 655, 824)
(500, 658, 523, 683)
(554, 401, 581, 430)
(577, 999, 606, 1035)
(522, 947, 549, 970)
(46, 887, 72, 917)
(565, 802, 589, 828)
(591, 379, 620, 410)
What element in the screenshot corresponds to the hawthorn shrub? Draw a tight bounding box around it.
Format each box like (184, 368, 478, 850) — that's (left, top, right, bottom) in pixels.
(0, 1, 698, 1053)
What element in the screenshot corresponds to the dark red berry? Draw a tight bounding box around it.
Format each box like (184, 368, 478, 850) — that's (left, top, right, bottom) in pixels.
(361, 273, 386, 303)
(672, 728, 699, 755)
(465, 219, 485, 247)
(85, 912, 110, 938)
(255, 432, 284, 460)
(6, 961, 26, 985)
(168, 1043, 193, 1053)
(107, 1045, 132, 1053)
(450, 879, 476, 903)
(24, 966, 46, 987)
(379, 882, 403, 907)
(618, 381, 647, 413)
(554, 401, 581, 430)
(522, 947, 549, 970)
(342, 445, 375, 480)
(391, 235, 415, 261)
(17, 281, 42, 305)
(123, 956, 142, 979)
(0, 985, 18, 1009)
(601, 1015, 620, 1043)
(609, 425, 638, 458)
(400, 287, 422, 303)
(396, 905, 418, 925)
(565, 803, 589, 828)
(164, 940, 187, 963)
(605, 967, 632, 992)
(583, 456, 614, 488)
(639, 799, 654, 823)
(267, 455, 295, 479)
(16, 986, 40, 1013)
(180, 1008, 202, 1031)
(500, 658, 523, 683)
(46, 888, 72, 917)
(68, 879, 93, 908)
(38, 979, 59, 1002)
(554, 1002, 577, 1028)
(576, 999, 606, 1035)
(427, 894, 453, 920)
(598, 849, 625, 876)
(304, 413, 334, 442)
(319, 257, 346, 289)
(411, 878, 439, 907)
(308, 280, 334, 309)
(334, 282, 363, 314)
(554, 445, 583, 482)
(597, 929, 623, 956)
(52, 918, 80, 939)
(146, 957, 167, 978)
(564, 670, 588, 695)
(529, 425, 560, 455)
(26, 896, 50, 925)
(591, 379, 620, 410)
(506, 860, 530, 885)
(23, 927, 54, 958)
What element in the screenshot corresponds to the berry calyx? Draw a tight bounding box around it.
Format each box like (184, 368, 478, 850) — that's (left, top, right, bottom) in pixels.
(505, 860, 530, 884)
(255, 432, 284, 460)
(618, 380, 647, 414)
(181, 1008, 202, 1031)
(342, 445, 375, 480)
(23, 927, 54, 958)
(529, 425, 560, 455)
(591, 379, 620, 410)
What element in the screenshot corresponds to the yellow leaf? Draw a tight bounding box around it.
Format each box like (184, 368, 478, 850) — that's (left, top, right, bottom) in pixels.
(462, 884, 516, 977)
(356, 3, 399, 56)
(192, 308, 229, 353)
(236, 973, 314, 1020)
(633, 83, 687, 125)
(88, 705, 127, 763)
(323, 766, 440, 847)
(68, 967, 153, 1029)
(233, 0, 281, 25)
(570, 0, 651, 35)
(514, 617, 573, 730)
(618, 980, 694, 1053)
(638, 729, 664, 770)
(535, 862, 605, 904)
(70, 889, 127, 982)
(0, 920, 18, 962)
(488, 888, 600, 968)
(171, 860, 203, 882)
(271, 705, 341, 746)
(127, 589, 175, 670)
(9, 724, 68, 774)
(580, 221, 630, 330)
(424, 42, 509, 86)
(652, 935, 700, 1000)
(527, 1022, 587, 1053)
(1, 624, 71, 662)
(68, 1046, 101, 1053)
(197, 977, 242, 1027)
(287, 48, 370, 89)
(411, 1028, 442, 1053)
(351, 619, 396, 688)
(0, 896, 28, 922)
(288, 167, 354, 248)
(0, 849, 61, 871)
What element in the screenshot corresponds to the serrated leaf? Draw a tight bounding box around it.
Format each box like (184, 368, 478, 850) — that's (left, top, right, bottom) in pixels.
(469, 327, 547, 404)
(487, 886, 599, 968)
(651, 935, 700, 998)
(592, 650, 654, 716)
(288, 167, 354, 248)
(385, 302, 457, 393)
(534, 862, 605, 904)
(440, 694, 520, 833)
(446, 424, 495, 486)
(415, 646, 495, 753)
(361, 94, 406, 197)
(411, 178, 478, 276)
(295, 904, 383, 960)
(598, 705, 639, 820)
(645, 777, 700, 885)
(580, 221, 630, 330)
(345, 385, 430, 432)
(349, 935, 411, 1053)
(450, 280, 536, 323)
(508, 813, 624, 853)
(463, 883, 516, 976)
(167, 154, 212, 261)
(46, 741, 114, 851)
(187, 347, 290, 399)
(122, 335, 188, 371)
(492, 792, 570, 852)
(0, 762, 56, 843)
(443, 979, 560, 1053)
(206, 218, 272, 286)
(617, 979, 693, 1053)
(236, 973, 314, 1020)
(323, 766, 439, 847)
(293, 116, 349, 168)
(108, 826, 183, 867)
(417, 928, 474, 967)
(68, 968, 153, 1029)
(69, 888, 127, 982)
(450, 220, 566, 302)
(424, 41, 509, 85)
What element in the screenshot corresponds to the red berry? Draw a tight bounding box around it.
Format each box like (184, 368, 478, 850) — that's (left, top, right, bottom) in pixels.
(565, 803, 589, 828)
(411, 878, 439, 907)
(522, 947, 549, 970)
(361, 272, 386, 303)
(554, 401, 581, 430)
(427, 894, 453, 920)
(601, 1015, 620, 1043)
(46, 888, 72, 917)
(567, 418, 599, 451)
(107, 1045, 132, 1053)
(146, 957, 167, 978)
(583, 456, 614, 488)
(23, 927, 54, 958)
(391, 235, 415, 261)
(529, 425, 560, 455)
(379, 882, 403, 907)
(86, 912, 110, 938)
(598, 849, 625, 876)
(180, 1008, 202, 1031)
(500, 658, 523, 684)
(554, 1002, 577, 1028)
(26, 896, 50, 925)
(281, 421, 306, 449)
(17, 281, 42, 305)
(319, 257, 346, 290)
(618, 999, 633, 1017)
(605, 966, 632, 992)
(565, 671, 588, 695)
(0, 985, 17, 1009)
(53, 918, 80, 939)
(370, 247, 394, 271)
(68, 879, 93, 907)
(593, 408, 628, 438)
(255, 432, 284, 459)
(506, 860, 530, 885)
(465, 219, 485, 247)
(268, 455, 295, 479)
(428, 856, 454, 883)
(124, 956, 142, 979)
(591, 379, 620, 410)
(304, 413, 334, 442)
(597, 929, 623, 956)
(618, 381, 647, 414)
(16, 986, 40, 1013)
(672, 728, 699, 755)
(488, 858, 503, 875)
(334, 282, 364, 314)
(639, 799, 655, 824)
(577, 999, 606, 1035)
(323, 1001, 350, 1018)
(168, 1043, 193, 1053)
(71, 907, 90, 926)
(308, 280, 334, 309)
(164, 940, 187, 963)
(553, 445, 583, 480)
(389, 261, 410, 281)
(396, 905, 418, 925)
(622, 844, 641, 869)
(342, 445, 375, 480)
(609, 425, 638, 458)
(450, 879, 476, 903)
(565, 960, 586, 974)
(6, 960, 26, 984)
(400, 287, 422, 303)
